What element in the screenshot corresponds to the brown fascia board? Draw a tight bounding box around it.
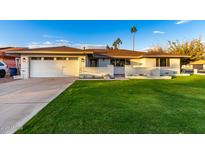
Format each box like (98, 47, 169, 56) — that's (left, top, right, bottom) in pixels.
(99, 54, 189, 59)
(141, 55, 190, 58)
(5, 50, 93, 55)
(106, 55, 142, 59)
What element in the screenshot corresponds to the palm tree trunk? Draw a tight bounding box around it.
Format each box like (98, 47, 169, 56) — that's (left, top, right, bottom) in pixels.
(133, 34, 135, 51)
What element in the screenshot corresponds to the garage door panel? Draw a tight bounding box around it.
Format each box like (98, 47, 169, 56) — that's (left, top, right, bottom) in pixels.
(62, 60, 79, 76)
(30, 59, 79, 77)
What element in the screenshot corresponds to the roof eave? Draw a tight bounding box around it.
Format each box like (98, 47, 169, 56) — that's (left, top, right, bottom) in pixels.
(104, 55, 142, 59)
(142, 55, 190, 58)
(5, 50, 93, 55)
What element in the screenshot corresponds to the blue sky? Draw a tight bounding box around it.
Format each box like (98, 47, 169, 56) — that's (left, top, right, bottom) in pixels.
(0, 20, 204, 50)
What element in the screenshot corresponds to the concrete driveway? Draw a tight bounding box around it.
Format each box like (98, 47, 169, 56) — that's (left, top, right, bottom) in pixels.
(0, 77, 76, 134)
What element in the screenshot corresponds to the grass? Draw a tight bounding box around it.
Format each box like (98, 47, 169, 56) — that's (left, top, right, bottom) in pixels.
(16, 75, 205, 134)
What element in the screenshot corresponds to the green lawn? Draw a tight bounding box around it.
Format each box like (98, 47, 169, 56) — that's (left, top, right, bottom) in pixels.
(16, 75, 205, 134)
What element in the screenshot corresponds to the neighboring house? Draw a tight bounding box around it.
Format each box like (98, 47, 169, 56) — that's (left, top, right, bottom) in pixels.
(189, 60, 205, 70)
(181, 60, 205, 73)
(0, 47, 25, 74)
(0, 47, 18, 68)
(6, 46, 189, 79)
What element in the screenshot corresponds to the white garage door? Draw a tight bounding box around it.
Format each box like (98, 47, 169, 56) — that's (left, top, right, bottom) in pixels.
(30, 57, 79, 77)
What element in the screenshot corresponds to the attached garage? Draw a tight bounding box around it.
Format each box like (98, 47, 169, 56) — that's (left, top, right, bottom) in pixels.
(30, 57, 79, 77)
(5, 46, 92, 79)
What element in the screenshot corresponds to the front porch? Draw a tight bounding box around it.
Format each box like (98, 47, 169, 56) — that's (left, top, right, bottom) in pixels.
(80, 56, 181, 79)
(80, 65, 180, 79)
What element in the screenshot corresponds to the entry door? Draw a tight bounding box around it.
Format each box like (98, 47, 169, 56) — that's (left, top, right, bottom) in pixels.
(112, 59, 125, 75)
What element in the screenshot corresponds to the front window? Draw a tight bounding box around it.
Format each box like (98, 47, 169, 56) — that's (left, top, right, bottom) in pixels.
(156, 58, 170, 67)
(111, 59, 130, 66)
(68, 57, 78, 60)
(56, 57, 67, 60)
(44, 57, 54, 60)
(31, 57, 41, 60)
(116, 59, 123, 66)
(90, 59, 98, 67)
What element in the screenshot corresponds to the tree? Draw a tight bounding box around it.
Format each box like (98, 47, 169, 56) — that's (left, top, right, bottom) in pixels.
(112, 38, 122, 49)
(168, 38, 205, 64)
(131, 26, 137, 51)
(106, 45, 113, 50)
(106, 45, 110, 49)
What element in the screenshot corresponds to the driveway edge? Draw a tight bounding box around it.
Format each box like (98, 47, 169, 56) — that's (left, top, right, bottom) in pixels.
(7, 81, 75, 134)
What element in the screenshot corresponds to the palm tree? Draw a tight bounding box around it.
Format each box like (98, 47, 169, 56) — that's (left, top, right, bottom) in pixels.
(112, 38, 122, 49)
(131, 26, 137, 51)
(112, 41, 117, 49)
(117, 38, 122, 47)
(106, 44, 110, 49)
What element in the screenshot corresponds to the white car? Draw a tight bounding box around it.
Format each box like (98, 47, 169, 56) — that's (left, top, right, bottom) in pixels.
(0, 61, 7, 78)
